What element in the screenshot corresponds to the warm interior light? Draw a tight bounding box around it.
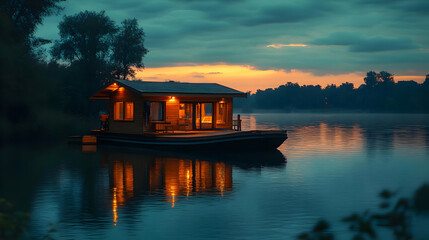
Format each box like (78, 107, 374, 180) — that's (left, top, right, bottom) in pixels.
(169, 96, 176, 102)
(113, 83, 117, 86)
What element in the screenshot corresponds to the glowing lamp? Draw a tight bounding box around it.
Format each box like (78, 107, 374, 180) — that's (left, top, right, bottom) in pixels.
(169, 96, 176, 102)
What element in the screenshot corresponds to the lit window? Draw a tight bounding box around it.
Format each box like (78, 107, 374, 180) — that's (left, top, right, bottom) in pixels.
(150, 102, 165, 121)
(125, 102, 134, 120)
(179, 103, 192, 119)
(201, 103, 212, 123)
(114, 102, 133, 121)
(216, 102, 226, 124)
(114, 102, 124, 120)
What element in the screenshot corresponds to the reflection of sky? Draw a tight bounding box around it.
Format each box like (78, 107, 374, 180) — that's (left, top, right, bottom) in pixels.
(5, 113, 427, 239)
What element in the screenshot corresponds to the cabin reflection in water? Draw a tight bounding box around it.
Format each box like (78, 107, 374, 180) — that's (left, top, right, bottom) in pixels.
(107, 154, 232, 223)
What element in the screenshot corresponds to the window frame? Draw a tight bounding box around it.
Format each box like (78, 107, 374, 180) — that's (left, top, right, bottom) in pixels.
(113, 101, 134, 121)
(216, 102, 227, 124)
(150, 101, 166, 122)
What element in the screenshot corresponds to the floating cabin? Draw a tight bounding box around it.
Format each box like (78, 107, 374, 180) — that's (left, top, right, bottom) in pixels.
(89, 79, 287, 151)
(91, 79, 247, 134)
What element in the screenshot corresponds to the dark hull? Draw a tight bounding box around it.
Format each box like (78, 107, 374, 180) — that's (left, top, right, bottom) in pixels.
(93, 130, 287, 152)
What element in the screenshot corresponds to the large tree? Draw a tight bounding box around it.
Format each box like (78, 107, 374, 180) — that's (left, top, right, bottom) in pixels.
(379, 71, 394, 84)
(111, 18, 148, 79)
(1, 0, 64, 43)
(423, 74, 429, 86)
(364, 71, 380, 88)
(52, 11, 117, 65)
(51, 10, 118, 103)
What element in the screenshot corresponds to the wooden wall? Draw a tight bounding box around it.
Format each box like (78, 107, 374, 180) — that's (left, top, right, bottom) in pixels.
(214, 98, 233, 130)
(108, 91, 235, 134)
(108, 88, 144, 134)
(142, 96, 234, 131)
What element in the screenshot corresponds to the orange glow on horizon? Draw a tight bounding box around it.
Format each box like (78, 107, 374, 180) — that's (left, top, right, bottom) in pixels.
(134, 65, 361, 93)
(134, 65, 425, 93)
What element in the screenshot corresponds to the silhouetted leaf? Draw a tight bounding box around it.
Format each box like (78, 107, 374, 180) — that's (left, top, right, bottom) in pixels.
(313, 220, 330, 232)
(414, 184, 429, 211)
(379, 202, 390, 209)
(379, 190, 395, 199)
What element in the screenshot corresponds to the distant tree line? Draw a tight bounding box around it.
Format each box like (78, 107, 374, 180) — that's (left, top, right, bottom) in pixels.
(236, 72, 429, 113)
(1, 0, 148, 143)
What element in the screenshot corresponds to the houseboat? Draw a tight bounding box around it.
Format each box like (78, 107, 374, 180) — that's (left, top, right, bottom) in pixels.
(89, 79, 287, 151)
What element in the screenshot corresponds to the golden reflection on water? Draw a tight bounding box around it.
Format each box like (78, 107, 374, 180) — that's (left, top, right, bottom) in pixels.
(82, 144, 97, 153)
(241, 115, 365, 156)
(112, 187, 118, 225)
(284, 123, 364, 157)
(109, 156, 232, 223)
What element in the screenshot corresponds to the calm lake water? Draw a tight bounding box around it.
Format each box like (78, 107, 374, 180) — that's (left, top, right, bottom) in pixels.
(1, 113, 429, 239)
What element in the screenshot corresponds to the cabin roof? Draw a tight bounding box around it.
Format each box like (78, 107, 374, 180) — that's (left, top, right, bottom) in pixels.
(91, 79, 247, 99)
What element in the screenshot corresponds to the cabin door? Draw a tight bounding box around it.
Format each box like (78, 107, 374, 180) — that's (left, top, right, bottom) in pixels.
(194, 103, 201, 129)
(193, 103, 213, 130)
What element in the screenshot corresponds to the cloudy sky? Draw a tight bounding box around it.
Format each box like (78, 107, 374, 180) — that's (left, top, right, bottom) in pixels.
(37, 0, 429, 92)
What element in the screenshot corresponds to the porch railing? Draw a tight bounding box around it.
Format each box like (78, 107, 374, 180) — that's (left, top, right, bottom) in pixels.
(232, 114, 242, 131)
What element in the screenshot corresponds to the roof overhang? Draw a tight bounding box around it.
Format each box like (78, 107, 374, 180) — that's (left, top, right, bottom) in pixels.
(90, 79, 248, 99)
(90, 80, 141, 99)
(139, 92, 247, 98)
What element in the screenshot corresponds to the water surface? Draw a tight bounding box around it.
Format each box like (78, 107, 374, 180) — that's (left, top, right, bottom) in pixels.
(1, 113, 429, 239)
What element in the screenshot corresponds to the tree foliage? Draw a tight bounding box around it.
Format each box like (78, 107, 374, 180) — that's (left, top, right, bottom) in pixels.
(1, 0, 64, 43)
(297, 184, 429, 240)
(111, 18, 148, 79)
(50, 11, 148, 108)
(236, 71, 429, 113)
(51, 10, 117, 64)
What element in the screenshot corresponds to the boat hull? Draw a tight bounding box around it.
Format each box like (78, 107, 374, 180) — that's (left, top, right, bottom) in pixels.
(93, 130, 287, 152)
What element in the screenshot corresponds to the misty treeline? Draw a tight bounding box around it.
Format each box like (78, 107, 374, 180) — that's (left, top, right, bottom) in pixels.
(236, 72, 429, 113)
(0, 0, 147, 142)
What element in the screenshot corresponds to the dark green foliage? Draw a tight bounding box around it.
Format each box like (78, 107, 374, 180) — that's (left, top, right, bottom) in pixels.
(1, 0, 64, 43)
(342, 212, 376, 239)
(297, 220, 334, 240)
(0, 198, 29, 240)
(111, 18, 148, 79)
(297, 184, 429, 240)
(379, 190, 396, 199)
(50, 11, 148, 115)
(52, 11, 117, 64)
(236, 71, 429, 113)
(51, 10, 117, 102)
(414, 184, 429, 211)
(364, 71, 380, 88)
(0, 0, 86, 143)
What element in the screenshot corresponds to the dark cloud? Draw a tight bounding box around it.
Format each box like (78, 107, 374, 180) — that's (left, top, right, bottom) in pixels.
(243, 4, 328, 26)
(311, 32, 419, 52)
(358, 0, 429, 14)
(309, 32, 360, 46)
(192, 75, 205, 78)
(350, 37, 418, 52)
(35, 0, 429, 76)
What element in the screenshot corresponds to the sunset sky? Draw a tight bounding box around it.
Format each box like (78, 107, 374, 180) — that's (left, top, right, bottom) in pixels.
(37, 0, 429, 92)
